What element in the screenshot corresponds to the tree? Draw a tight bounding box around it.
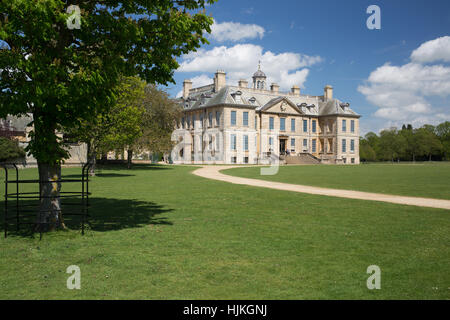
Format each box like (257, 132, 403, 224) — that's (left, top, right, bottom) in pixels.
(0, 137, 25, 162)
(133, 84, 183, 161)
(399, 125, 417, 161)
(0, 0, 215, 231)
(68, 76, 146, 171)
(364, 132, 381, 160)
(379, 128, 406, 162)
(359, 137, 376, 162)
(416, 127, 442, 161)
(436, 121, 450, 160)
(102, 77, 146, 169)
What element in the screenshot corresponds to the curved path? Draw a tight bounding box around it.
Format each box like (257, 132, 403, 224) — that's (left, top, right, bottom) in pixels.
(192, 165, 450, 210)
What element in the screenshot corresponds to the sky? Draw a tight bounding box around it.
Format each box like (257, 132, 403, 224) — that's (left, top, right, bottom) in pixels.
(166, 0, 450, 135)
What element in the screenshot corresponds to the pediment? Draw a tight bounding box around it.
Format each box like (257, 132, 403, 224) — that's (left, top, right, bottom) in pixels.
(260, 97, 303, 115)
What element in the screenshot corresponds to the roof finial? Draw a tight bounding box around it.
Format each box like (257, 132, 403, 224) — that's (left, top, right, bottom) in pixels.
(258, 60, 261, 70)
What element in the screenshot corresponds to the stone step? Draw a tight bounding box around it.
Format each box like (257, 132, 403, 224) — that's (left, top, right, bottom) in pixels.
(284, 153, 320, 165)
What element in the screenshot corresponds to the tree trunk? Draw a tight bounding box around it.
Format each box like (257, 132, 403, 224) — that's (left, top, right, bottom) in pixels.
(127, 149, 133, 169)
(87, 141, 96, 176)
(37, 162, 66, 232)
(429, 154, 432, 161)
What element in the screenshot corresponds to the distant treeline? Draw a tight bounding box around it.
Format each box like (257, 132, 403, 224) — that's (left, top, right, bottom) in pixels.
(360, 121, 450, 162)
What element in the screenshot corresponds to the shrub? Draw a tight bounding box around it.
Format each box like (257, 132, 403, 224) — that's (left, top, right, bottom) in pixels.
(0, 137, 26, 162)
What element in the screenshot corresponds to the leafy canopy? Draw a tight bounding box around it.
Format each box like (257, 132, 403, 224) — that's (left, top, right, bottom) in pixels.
(0, 0, 216, 164)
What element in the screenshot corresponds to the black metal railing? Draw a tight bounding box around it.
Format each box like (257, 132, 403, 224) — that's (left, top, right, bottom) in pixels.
(1, 162, 93, 239)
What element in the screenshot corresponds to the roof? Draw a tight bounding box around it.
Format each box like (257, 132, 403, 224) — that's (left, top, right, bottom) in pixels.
(180, 85, 360, 118)
(252, 70, 266, 78)
(319, 99, 359, 117)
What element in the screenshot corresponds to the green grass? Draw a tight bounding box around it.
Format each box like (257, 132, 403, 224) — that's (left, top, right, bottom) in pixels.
(0, 164, 449, 299)
(224, 162, 450, 200)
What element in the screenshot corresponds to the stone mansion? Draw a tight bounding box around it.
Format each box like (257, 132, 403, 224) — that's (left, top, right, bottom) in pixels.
(172, 66, 360, 165)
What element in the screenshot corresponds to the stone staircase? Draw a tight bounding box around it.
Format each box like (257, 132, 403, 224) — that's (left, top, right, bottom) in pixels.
(283, 153, 321, 165)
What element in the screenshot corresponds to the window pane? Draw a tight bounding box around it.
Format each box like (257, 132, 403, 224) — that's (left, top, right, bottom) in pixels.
(280, 118, 285, 131)
(231, 111, 236, 125)
(291, 118, 295, 132)
(270, 117, 274, 130)
(231, 134, 236, 150)
(243, 112, 248, 126)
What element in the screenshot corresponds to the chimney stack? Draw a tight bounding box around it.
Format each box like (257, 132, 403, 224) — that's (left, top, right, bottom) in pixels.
(324, 85, 333, 100)
(214, 70, 226, 92)
(183, 79, 192, 100)
(291, 85, 300, 96)
(238, 79, 248, 88)
(270, 83, 280, 93)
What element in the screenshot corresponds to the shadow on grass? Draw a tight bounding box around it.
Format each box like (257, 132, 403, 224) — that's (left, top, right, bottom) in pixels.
(89, 197, 173, 231)
(95, 164, 173, 171)
(62, 173, 136, 179)
(61, 164, 172, 179)
(0, 197, 173, 238)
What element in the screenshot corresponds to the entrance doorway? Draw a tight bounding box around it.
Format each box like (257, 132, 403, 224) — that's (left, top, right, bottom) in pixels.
(279, 138, 287, 155)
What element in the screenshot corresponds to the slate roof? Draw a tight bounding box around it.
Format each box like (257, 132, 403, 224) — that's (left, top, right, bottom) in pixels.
(253, 70, 266, 78)
(180, 85, 360, 118)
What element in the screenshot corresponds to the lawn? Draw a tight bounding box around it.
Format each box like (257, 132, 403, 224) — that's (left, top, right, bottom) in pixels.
(223, 162, 450, 200)
(0, 164, 449, 299)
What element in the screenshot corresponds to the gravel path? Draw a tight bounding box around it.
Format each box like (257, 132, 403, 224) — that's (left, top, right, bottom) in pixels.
(192, 165, 450, 210)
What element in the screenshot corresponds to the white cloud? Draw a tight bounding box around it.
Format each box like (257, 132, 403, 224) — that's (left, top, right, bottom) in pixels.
(175, 74, 213, 98)
(411, 36, 450, 63)
(178, 44, 322, 91)
(209, 20, 265, 42)
(359, 36, 450, 131)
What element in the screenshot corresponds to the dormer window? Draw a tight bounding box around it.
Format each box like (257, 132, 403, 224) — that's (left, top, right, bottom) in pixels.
(200, 93, 211, 105)
(298, 103, 307, 110)
(340, 103, 350, 110)
(249, 97, 256, 105)
(231, 91, 242, 103)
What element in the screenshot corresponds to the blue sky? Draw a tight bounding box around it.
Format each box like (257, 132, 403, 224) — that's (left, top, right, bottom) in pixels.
(167, 0, 450, 135)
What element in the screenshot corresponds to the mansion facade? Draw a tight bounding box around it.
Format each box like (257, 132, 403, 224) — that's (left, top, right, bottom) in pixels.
(172, 67, 360, 165)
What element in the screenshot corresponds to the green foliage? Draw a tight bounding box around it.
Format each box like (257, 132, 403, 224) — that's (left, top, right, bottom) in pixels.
(359, 138, 376, 162)
(379, 128, 406, 161)
(67, 78, 180, 160)
(436, 121, 450, 160)
(0, 0, 216, 165)
(0, 137, 25, 162)
(134, 85, 183, 154)
(67, 76, 147, 160)
(360, 122, 448, 162)
(101, 78, 146, 152)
